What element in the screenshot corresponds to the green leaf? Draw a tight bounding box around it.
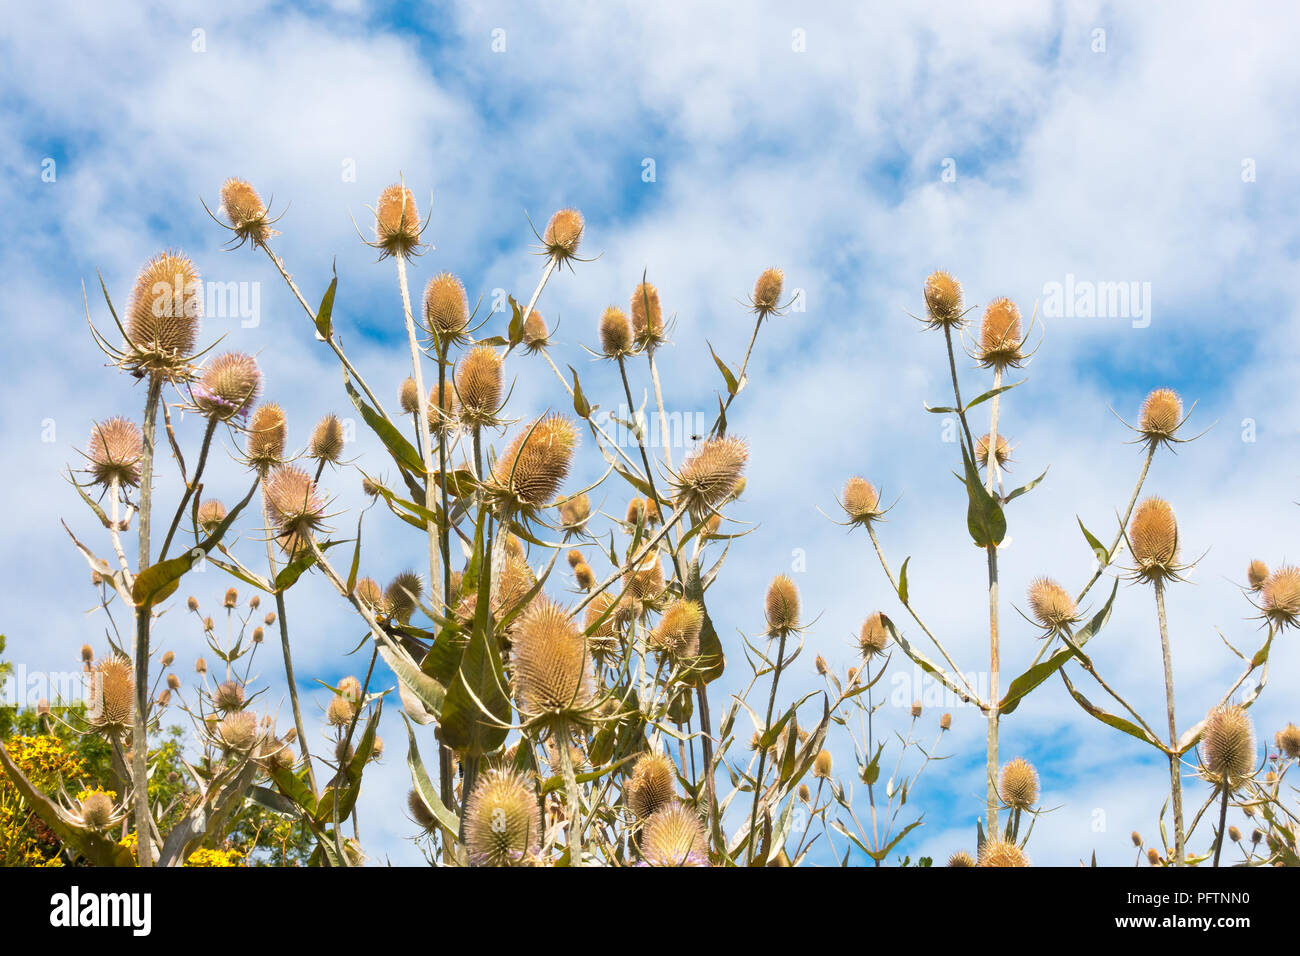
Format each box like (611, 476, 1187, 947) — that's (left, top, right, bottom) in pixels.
(960, 442, 1005, 548)
(342, 371, 425, 475)
(315, 266, 338, 341)
(1061, 670, 1163, 749)
(568, 365, 593, 419)
(402, 715, 460, 837)
(379, 644, 445, 716)
(274, 538, 346, 592)
(897, 556, 911, 605)
(1003, 465, 1049, 504)
(1078, 517, 1109, 564)
(963, 378, 1025, 412)
(707, 341, 743, 396)
(684, 559, 725, 684)
(507, 295, 525, 347)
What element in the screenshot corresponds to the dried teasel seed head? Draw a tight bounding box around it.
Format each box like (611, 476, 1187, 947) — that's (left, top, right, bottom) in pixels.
(511, 597, 593, 720)
(127, 251, 202, 366)
(465, 767, 542, 866)
(422, 272, 470, 343)
(978, 838, 1029, 867)
(161, 650, 174, 668)
(1131, 830, 1142, 847)
(195, 657, 208, 674)
(87, 417, 144, 489)
(1130, 497, 1178, 581)
(220, 177, 270, 244)
(626, 751, 677, 819)
(217, 711, 260, 752)
(1228, 825, 1242, 843)
(599, 306, 632, 357)
(264, 465, 326, 538)
(93, 656, 134, 731)
(841, 476, 880, 525)
(81, 644, 94, 663)
(1247, 559, 1269, 591)
(641, 802, 708, 867)
(940, 712, 952, 730)
(798, 783, 811, 802)
(543, 208, 584, 261)
(426, 381, 457, 432)
(491, 414, 580, 508)
(399, 377, 420, 415)
(574, 563, 595, 591)
(521, 310, 548, 351)
(308, 414, 345, 463)
(813, 749, 833, 778)
(36, 698, 49, 716)
(1139, 388, 1183, 443)
(355, 577, 382, 611)
(999, 757, 1039, 810)
(326, 695, 356, 727)
(338, 676, 362, 703)
(249, 595, 260, 609)
(978, 297, 1023, 368)
(194, 352, 262, 421)
(246, 403, 287, 467)
(1275, 723, 1300, 760)
(1201, 704, 1256, 789)
(674, 436, 748, 519)
(213, 680, 245, 713)
(814, 654, 828, 676)
(1261, 565, 1300, 629)
(79, 791, 116, 830)
(559, 493, 591, 530)
(455, 345, 503, 425)
(650, 599, 703, 658)
(625, 498, 644, 525)
(923, 271, 963, 328)
(197, 499, 226, 533)
(503, 533, 525, 560)
(946, 850, 976, 867)
(252, 626, 264, 643)
(765, 575, 800, 636)
(566, 548, 584, 568)
(975, 433, 1012, 471)
(1027, 577, 1078, 630)
(408, 789, 437, 832)
(223, 587, 238, 609)
(167, 674, 180, 691)
(385, 571, 423, 624)
(859, 612, 890, 660)
(630, 281, 664, 349)
(1146, 847, 1161, 865)
(374, 183, 421, 257)
(751, 267, 784, 317)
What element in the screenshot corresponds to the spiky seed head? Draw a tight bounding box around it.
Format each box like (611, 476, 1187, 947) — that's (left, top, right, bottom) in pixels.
(630, 281, 664, 349)
(975, 433, 1012, 471)
(1131, 831, 1142, 847)
(384, 572, 422, 624)
(223, 587, 237, 609)
(338, 676, 362, 703)
(559, 493, 591, 530)
(1261, 566, 1300, 629)
(355, 577, 382, 611)
(651, 600, 703, 658)
(326, 695, 356, 727)
(752, 267, 784, 316)
(1202, 705, 1256, 789)
(813, 749, 833, 779)
(1274, 724, 1300, 759)
(161, 650, 174, 668)
(702, 514, 722, 537)
(599, 306, 633, 357)
(923, 271, 963, 328)
(197, 499, 226, 532)
(841, 477, 880, 525)
(940, 713, 952, 731)
(798, 783, 811, 802)
(166, 674, 180, 691)
(543, 208, 584, 261)
(1147, 848, 1161, 865)
(258, 736, 296, 775)
(674, 436, 748, 518)
(978, 297, 1023, 368)
(36, 698, 49, 716)
(399, 377, 420, 415)
(946, 850, 975, 867)
(220, 177, 270, 244)
(127, 252, 202, 365)
(213, 680, 245, 713)
(1130, 497, 1178, 580)
(79, 791, 116, 830)
(815, 654, 828, 675)
(644, 498, 661, 524)
(1027, 577, 1078, 630)
(574, 563, 595, 591)
(87, 417, 144, 488)
(307, 414, 344, 463)
(492, 414, 580, 508)
(374, 183, 421, 257)
(81, 644, 94, 663)
(522, 311, 548, 351)
(455, 346, 503, 425)
(641, 802, 708, 867)
(1139, 388, 1183, 442)
(422, 272, 469, 342)
(583, 592, 619, 639)
(999, 757, 1039, 810)
(978, 838, 1029, 867)
(426, 381, 457, 432)
(625, 498, 643, 525)
(1247, 559, 1269, 591)
(249, 595, 260, 610)
(408, 789, 437, 832)
(194, 352, 262, 421)
(195, 657, 208, 674)
(566, 548, 584, 568)
(465, 767, 541, 866)
(93, 656, 134, 731)
(859, 612, 889, 660)
(491, 553, 536, 621)
(1228, 825, 1242, 843)
(626, 751, 677, 818)
(503, 533, 525, 560)
(511, 597, 593, 720)
(765, 575, 800, 636)
(217, 711, 260, 752)
(264, 465, 325, 538)
(246, 403, 287, 467)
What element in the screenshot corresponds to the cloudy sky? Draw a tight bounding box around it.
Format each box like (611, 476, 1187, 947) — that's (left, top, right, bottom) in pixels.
(2, 0, 1299, 866)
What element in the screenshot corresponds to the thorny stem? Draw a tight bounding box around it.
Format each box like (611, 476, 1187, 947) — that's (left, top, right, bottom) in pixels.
(1077, 443, 1157, 606)
(132, 374, 162, 867)
(1213, 785, 1230, 867)
(984, 369, 1003, 835)
(538, 345, 643, 476)
(710, 314, 762, 436)
(1153, 577, 1185, 865)
(159, 417, 217, 561)
(746, 630, 789, 864)
(556, 721, 585, 864)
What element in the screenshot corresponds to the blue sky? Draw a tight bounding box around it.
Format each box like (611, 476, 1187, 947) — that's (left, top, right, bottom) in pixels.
(3, 0, 1300, 865)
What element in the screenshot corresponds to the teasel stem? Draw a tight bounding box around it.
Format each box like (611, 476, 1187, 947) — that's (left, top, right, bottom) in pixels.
(260, 492, 318, 799)
(1153, 577, 1185, 864)
(1212, 784, 1230, 867)
(555, 720, 585, 864)
(984, 369, 1003, 835)
(107, 478, 132, 578)
(1077, 442, 1157, 605)
(158, 417, 217, 561)
(395, 254, 444, 641)
(456, 754, 480, 846)
(260, 243, 389, 416)
(536, 335, 643, 475)
(746, 630, 789, 865)
(710, 314, 763, 436)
